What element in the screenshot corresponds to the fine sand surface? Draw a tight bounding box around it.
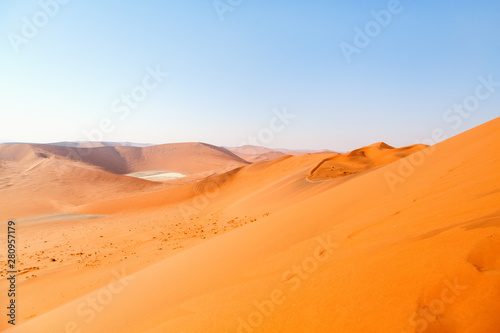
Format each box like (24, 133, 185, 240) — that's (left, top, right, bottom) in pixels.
(1, 118, 499, 332)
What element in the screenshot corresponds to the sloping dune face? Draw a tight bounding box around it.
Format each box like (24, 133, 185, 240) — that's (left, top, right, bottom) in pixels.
(0, 142, 249, 220)
(5, 118, 499, 333)
(29, 142, 249, 175)
(0, 145, 161, 220)
(0, 142, 249, 178)
(122, 143, 250, 175)
(308, 142, 428, 181)
(226, 145, 327, 163)
(227, 145, 290, 163)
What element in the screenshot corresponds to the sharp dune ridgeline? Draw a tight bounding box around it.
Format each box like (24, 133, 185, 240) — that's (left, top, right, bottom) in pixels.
(307, 142, 428, 181)
(1, 118, 499, 332)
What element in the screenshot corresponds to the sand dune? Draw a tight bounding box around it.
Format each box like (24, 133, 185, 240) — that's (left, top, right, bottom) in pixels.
(226, 146, 289, 163)
(2, 118, 499, 332)
(74, 153, 337, 217)
(233, 150, 288, 163)
(0, 141, 248, 175)
(32, 142, 249, 174)
(308, 142, 428, 181)
(0, 151, 161, 220)
(226, 145, 330, 163)
(0, 142, 249, 220)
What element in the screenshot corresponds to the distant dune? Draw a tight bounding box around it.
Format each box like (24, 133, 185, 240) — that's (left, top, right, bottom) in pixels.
(36, 142, 248, 174)
(226, 145, 331, 162)
(2, 118, 499, 333)
(0, 141, 249, 175)
(0, 142, 248, 220)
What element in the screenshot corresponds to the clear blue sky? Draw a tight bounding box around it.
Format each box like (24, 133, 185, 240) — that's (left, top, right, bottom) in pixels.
(1, 0, 499, 151)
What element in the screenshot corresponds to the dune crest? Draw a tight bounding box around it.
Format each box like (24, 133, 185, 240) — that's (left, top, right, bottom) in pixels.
(308, 142, 428, 181)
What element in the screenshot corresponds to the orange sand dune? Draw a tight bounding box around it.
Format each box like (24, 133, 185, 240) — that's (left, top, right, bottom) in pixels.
(0, 152, 163, 220)
(74, 153, 336, 216)
(2, 118, 500, 333)
(0, 142, 249, 219)
(226, 145, 331, 163)
(0, 168, 163, 221)
(234, 150, 289, 163)
(28, 142, 249, 174)
(227, 145, 289, 162)
(308, 142, 428, 181)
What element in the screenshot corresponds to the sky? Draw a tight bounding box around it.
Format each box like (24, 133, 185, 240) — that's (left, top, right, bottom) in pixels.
(0, 0, 499, 151)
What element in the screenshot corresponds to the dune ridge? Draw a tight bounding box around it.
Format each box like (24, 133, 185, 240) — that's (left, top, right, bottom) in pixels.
(308, 142, 428, 181)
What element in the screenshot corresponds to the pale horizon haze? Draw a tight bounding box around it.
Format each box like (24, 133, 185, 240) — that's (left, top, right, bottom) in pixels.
(1, 0, 499, 151)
